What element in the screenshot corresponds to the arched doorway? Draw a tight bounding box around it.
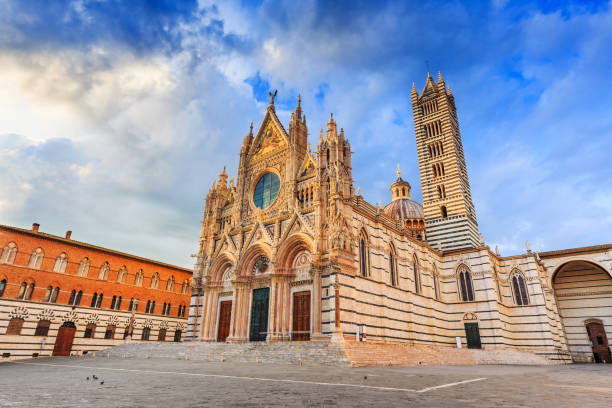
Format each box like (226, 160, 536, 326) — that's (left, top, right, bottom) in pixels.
(53, 321, 76, 356)
(553, 261, 612, 362)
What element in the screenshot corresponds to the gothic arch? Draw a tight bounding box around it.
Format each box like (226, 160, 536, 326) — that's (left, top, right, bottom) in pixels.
(276, 233, 314, 271)
(549, 259, 611, 290)
(237, 244, 272, 277)
(209, 253, 236, 282)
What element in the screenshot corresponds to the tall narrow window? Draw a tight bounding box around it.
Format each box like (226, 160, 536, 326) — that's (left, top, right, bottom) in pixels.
(117, 266, 127, 283)
(135, 270, 144, 287)
(0, 279, 6, 297)
(110, 296, 117, 310)
(68, 289, 76, 305)
(459, 267, 475, 302)
(166, 276, 175, 292)
(1, 242, 17, 264)
(441, 206, 448, 218)
(50, 286, 60, 303)
(53, 253, 68, 273)
(512, 271, 529, 306)
(150, 273, 160, 289)
(141, 327, 151, 341)
(433, 266, 440, 300)
(18, 282, 35, 300)
(91, 293, 98, 308)
(359, 230, 369, 277)
(84, 323, 96, 338)
(28, 248, 44, 269)
(181, 280, 189, 294)
(77, 258, 90, 277)
(413, 256, 421, 294)
(389, 245, 398, 287)
(98, 262, 110, 280)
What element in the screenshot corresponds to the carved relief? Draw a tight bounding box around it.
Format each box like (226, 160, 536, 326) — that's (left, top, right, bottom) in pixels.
(9, 306, 29, 320)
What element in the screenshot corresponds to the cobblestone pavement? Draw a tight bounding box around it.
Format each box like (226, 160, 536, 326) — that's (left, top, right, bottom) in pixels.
(1, 357, 611, 407)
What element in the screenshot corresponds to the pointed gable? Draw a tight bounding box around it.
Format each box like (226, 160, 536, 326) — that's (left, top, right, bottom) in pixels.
(249, 109, 289, 163)
(297, 150, 316, 179)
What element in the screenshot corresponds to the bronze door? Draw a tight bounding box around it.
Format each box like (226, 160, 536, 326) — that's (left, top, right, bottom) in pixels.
(217, 300, 232, 342)
(53, 322, 76, 356)
(586, 322, 611, 363)
(292, 291, 311, 341)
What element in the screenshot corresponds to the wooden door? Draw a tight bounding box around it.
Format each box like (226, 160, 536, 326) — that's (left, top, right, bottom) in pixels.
(586, 322, 612, 363)
(53, 322, 76, 356)
(292, 291, 311, 341)
(464, 323, 482, 349)
(217, 300, 232, 342)
(249, 288, 269, 341)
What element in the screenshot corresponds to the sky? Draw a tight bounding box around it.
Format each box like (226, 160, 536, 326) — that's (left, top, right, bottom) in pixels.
(1, 0, 611, 268)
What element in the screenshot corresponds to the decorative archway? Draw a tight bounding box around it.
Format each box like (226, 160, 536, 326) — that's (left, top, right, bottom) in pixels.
(552, 260, 612, 362)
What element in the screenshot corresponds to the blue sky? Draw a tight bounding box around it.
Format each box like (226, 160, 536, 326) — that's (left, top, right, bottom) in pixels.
(1, 0, 611, 267)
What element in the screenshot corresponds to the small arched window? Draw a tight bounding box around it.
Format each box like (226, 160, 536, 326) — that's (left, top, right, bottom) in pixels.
(413, 255, 421, 294)
(1, 242, 17, 264)
(135, 270, 144, 287)
(28, 248, 44, 269)
(44, 286, 60, 303)
(117, 266, 127, 283)
(35, 320, 51, 336)
(150, 273, 160, 289)
(91, 292, 103, 308)
(181, 280, 189, 295)
(458, 266, 475, 302)
(84, 323, 96, 338)
(389, 245, 398, 287)
(17, 281, 35, 300)
(359, 230, 369, 277)
(511, 271, 529, 306)
(166, 276, 175, 292)
(98, 262, 110, 280)
(77, 258, 90, 277)
(53, 253, 68, 273)
(0, 279, 6, 297)
(6, 318, 24, 335)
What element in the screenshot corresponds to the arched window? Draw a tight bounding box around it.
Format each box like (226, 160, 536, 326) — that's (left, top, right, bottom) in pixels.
(91, 292, 103, 308)
(28, 248, 44, 269)
(413, 255, 421, 294)
(104, 325, 116, 339)
(52, 253, 68, 273)
(134, 270, 144, 287)
(359, 230, 369, 277)
(84, 323, 96, 338)
(128, 297, 138, 312)
(77, 258, 90, 277)
(441, 206, 448, 218)
(511, 271, 529, 306)
(34, 320, 51, 336)
(389, 245, 398, 287)
(117, 266, 127, 283)
(165, 303, 171, 316)
(433, 266, 440, 300)
(44, 286, 60, 303)
(145, 300, 152, 314)
(17, 281, 35, 300)
(150, 273, 160, 289)
(110, 295, 118, 310)
(458, 266, 475, 302)
(166, 276, 175, 292)
(0, 279, 6, 297)
(141, 327, 151, 341)
(69, 290, 83, 306)
(1, 242, 17, 264)
(98, 262, 110, 280)
(6, 318, 24, 335)
(181, 280, 189, 294)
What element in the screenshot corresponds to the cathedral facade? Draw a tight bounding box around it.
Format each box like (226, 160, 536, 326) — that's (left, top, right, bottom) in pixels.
(189, 73, 612, 364)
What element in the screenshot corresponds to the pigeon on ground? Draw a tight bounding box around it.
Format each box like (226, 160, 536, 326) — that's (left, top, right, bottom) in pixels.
(86, 377, 89, 380)
(92, 375, 98, 380)
(364, 376, 367, 380)
(100, 381, 104, 385)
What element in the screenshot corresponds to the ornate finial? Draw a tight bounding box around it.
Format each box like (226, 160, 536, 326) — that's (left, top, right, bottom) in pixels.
(297, 94, 301, 108)
(447, 86, 452, 96)
(249, 121, 253, 135)
(495, 245, 500, 256)
(526, 240, 532, 253)
(268, 89, 277, 105)
(357, 187, 361, 196)
(397, 164, 401, 178)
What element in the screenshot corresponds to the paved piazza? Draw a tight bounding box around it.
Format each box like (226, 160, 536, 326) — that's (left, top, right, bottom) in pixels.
(1, 358, 611, 407)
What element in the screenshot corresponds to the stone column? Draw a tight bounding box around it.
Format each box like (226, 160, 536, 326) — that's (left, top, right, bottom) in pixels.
(200, 286, 221, 342)
(268, 275, 291, 342)
(227, 281, 250, 342)
(310, 266, 324, 339)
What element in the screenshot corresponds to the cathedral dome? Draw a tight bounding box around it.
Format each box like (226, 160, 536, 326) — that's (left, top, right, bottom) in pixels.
(383, 198, 424, 220)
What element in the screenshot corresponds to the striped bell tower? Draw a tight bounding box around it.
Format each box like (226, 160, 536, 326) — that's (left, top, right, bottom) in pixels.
(411, 72, 480, 251)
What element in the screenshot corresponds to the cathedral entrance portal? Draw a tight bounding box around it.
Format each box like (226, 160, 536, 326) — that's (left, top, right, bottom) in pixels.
(292, 291, 311, 341)
(586, 321, 611, 363)
(217, 300, 232, 342)
(250, 288, 269, 341)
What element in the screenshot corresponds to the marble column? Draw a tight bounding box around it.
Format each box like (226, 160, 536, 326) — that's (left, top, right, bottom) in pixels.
(310, 267, 324, 338)
(227, 281, 250, 342)
(268, 275, 291, 341)
(200, 286, 221, 342)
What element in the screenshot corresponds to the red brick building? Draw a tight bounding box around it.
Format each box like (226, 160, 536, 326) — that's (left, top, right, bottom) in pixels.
(0, 223, 192, 359)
